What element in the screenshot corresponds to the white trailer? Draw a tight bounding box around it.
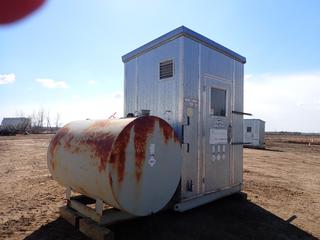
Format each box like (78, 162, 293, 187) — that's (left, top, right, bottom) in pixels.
(243, 119, 265, 148)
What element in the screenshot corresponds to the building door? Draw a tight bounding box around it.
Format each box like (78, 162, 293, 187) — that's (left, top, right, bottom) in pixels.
(203, 77, 232, 193)
(246, 126, 253, 143)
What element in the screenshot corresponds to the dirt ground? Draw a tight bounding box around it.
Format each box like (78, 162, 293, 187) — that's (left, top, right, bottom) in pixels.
(0, 133, 319, 240)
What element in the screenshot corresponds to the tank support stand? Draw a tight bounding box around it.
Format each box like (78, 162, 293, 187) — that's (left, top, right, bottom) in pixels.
(60, 187, 135, 240)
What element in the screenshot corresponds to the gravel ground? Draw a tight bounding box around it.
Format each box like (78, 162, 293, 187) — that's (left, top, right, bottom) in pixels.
(0, 134, 319, 240)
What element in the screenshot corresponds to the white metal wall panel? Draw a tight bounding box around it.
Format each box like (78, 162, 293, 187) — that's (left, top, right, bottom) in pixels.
(259, 121, 265, 146)
(201, 45, 234, 81)
(124, 38, 182, 136)
(124, 32, 245, 204)
(181, 37, 200, 198)
(124, 59, 137, 115)
(243, 119, 265, 148)
(232, 61, 244, 185)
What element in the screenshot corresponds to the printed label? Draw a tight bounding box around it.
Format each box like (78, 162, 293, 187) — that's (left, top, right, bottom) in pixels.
(210, 129, 228, 144)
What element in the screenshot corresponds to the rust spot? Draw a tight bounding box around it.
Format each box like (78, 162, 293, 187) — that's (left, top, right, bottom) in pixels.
(49, 127, 70, 157)
(50, 158, 55, 170)
(158, 119, 174, 144)
(109, 124, 132, 183)
(64, 133, 74, 149)
(133, 117, 156, 182)
(73, 146, 80, 153)
(85, 120, 110, 130)
(80, 132, 115, 173)
(158, 119, 180, 144)
(49, 127, 70, 170)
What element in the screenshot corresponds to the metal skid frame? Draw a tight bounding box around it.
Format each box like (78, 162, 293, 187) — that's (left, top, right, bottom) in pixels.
(174, 184, 242, 212)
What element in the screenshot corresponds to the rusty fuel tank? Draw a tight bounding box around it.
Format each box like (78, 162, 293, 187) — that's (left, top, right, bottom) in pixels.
(47, 116, 182, 216)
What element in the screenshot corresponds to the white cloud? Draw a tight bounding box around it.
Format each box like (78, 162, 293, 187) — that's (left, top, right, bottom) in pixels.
(0, 90, 124, 126)
(244, 72, 320, 132)
(244, 74, 252, 81)
(0, 73, 16, 85)
(113, 91, 123, 99)
(52, 91, 124, 124)
(88, 80, 97, 85)
(35, 78, 69, 89)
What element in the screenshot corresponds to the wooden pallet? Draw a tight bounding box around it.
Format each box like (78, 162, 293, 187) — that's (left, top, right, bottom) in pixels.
(59, 188, 135, 240)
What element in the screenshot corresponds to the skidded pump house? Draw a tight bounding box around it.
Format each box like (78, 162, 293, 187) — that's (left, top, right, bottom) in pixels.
(48, 26, 246, 216)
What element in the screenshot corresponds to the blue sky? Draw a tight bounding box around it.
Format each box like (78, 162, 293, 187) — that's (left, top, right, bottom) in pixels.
(1, 0, 320, 132)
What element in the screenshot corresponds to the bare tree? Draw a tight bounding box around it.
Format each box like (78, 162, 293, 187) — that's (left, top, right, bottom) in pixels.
(29, 108, 45, 133)
(55, 112, 61, 128)
(46, 110, 51, 131)
(37, 108, 45, 129)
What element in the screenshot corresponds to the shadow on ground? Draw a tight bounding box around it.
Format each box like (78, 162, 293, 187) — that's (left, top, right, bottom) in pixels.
(25, 194, 317, 240)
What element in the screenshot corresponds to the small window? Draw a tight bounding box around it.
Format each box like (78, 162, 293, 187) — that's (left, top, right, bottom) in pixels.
(159, 60, 173, 79)
(247, 127, 252, 132)
(211, 88, 226, 116)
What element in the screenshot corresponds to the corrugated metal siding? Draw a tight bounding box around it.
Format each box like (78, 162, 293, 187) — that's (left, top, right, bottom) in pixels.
(124, 33, 245, 202)
(259, 121, 265, 145)
(201, 45, 234, 81)
(199, 44, 241, 191)
(1, 118, 31, 127)
(124, 38, 182, 136)
(183, 38, 200, 99)
(124, 59, 137, 115)
(233, 61, 244, 185)
(181, 37, 200, 198)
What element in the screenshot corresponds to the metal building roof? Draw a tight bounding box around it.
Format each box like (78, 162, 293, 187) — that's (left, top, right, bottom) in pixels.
(244, 119, 266, 123)
(122, 26, 246, 63)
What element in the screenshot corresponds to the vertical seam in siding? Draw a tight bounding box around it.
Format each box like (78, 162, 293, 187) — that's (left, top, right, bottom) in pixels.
(135, 58, 138, 112)
(197, 43, 202, 195)
(179, 37, 184, 124)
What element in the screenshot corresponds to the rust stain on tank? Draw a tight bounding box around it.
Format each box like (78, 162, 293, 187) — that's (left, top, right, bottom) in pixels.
(158, 119, 174, 144)
(109, 174, 113, 187)
(49, 127, 70, 170)
(86, 120, 110, 130)
(109, 124, 132, 183)
(80, 131, 115, 173)
(49, 127, 70, 157)
(50, 158, 56, 170)
(158, 119, 180, 144)
(133, 117, 155, 182)
(64, 133, 75, 149)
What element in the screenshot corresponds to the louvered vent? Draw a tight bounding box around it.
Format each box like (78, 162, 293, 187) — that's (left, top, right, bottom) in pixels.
(159, 60, 174, 79)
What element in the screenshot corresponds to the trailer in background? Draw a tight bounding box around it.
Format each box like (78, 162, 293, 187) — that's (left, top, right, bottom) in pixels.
(243, 119, 265, 148)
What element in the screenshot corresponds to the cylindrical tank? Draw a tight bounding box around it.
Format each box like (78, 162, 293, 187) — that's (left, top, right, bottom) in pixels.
(47, 116, 182, 216)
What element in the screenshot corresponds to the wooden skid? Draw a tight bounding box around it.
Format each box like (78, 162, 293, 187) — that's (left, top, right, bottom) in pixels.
(68, 196, 135, 225)
(79, 218, 114, 240)
(59, 206, 82, 228)
(60, 194, 136, 240)
(60, 206, 114, 240)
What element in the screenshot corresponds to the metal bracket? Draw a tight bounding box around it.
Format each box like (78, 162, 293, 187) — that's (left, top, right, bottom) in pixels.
(232, 110, 252, 116)
(231, 142, 250, 145)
